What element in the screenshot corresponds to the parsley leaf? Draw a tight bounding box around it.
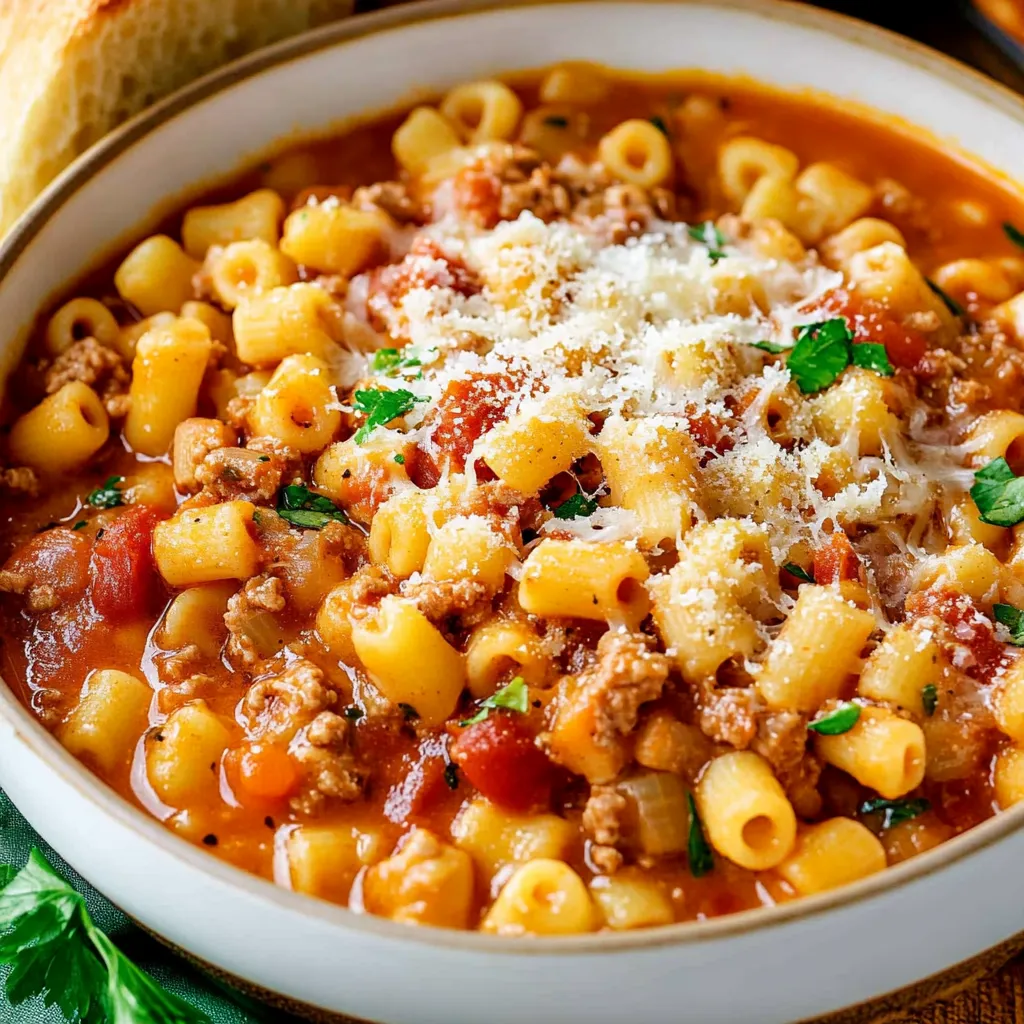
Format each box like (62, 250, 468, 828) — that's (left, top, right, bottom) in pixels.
(751, 340, 787, 355)
(783, 562, 815, 584)
(994, 603, 1024, 645)
(85, 476, 124, 509)
(850, 343, 894, 377)
(686, 793, 713, 878)
(353, 389, 426, 443)
(807, 702, 861, 735)
(276, 484, 349, 530)
(787, 319, 854, 393)
(393, 454, 406, 465)
(0, 848, 207, 1024)
(926, 278, 965, 318)
(370, 347, 422, 376)
(687, 221, 727, 263)
(1004, 221, 1024, 249)
(970, 457, 1024, 527)
(459, 677, 529, 726)
(552, 491, 599, 520)
(921, 683, 939, 717)
(860, 797, 930, 829)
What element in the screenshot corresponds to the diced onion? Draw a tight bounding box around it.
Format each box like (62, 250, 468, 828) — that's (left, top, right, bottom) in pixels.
(616, 772, 690, 855)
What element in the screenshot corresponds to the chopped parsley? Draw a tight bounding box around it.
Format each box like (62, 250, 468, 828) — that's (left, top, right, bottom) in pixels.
(257, 455, 270, 463)
(783, 562, 815, 584)
(994, 603, 1024, 645)
(353, 388, 426, 443)
(787, 319, 852, 393)
(0, 848, 208, 1024)
(276, 483, 349, 530)
(393, 453, 406, 465)
(1004, 221, 1024, 249)
(459, 677, 529, 726)
(970, 457, 1024, 527)
(751, 340, 787, 355)
(443, 762, 460, 790)
(921, 683, 939, 717)
(552, 491, 599, 520)
(926, 278, 965, 318)
(686, 793, 713, 878)
(860, 797, 930, 829)
(649, 115, 669, 136)
(687, 221, 727, 263)
(370, 347, 423, 376)
(85, 475, 124, 509)
(807, 702, 861, 736)
(72, 520, 88, 531)
(398, 702, 419, 721)
(543, 115, 569, 128)
(850, 342, 895, 377)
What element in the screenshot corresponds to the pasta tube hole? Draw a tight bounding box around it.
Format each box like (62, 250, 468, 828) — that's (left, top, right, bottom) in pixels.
(741, 814, 777, 853)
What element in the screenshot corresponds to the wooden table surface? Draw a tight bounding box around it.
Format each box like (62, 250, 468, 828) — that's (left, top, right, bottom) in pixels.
(361, 1, 1024, 1019)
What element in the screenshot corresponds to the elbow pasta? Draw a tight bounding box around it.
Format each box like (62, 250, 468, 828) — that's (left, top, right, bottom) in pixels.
(7, 67, 1024, 934)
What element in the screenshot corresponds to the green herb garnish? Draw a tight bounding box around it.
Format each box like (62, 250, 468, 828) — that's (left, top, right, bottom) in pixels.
(649, 115, 669, 136)
(1004, 221, 1024, 249)
(921, 684, 939, 717)
(687, 221, 727, 263)
(459, 677, 528, 727)
(994, 603, 1024, 645)
(393, 454, 406, 465)
(276, 484, 349, 530)
(751, 340, 787, 355)
(783, 562, 815, 584)
(257, 455, 270, 463)
(807, 702, 861, 735)
(72, 520, 88, 531)
(0, 848, 208, 1023)
(850, 342, 895, 377)
(353, 388, 426, 443)
(686, 793, 713, 878)
(926, 278, 965, 318)
(552, 491, 599, 520)
(860, 797, 930, 829)
(398, 703, 419, 721)
(85, 476, 124, 509)
(970, 457, 1024, 527)
(443, 762, 460, 790)
(370, 348, 423, 376)
(787, 319, 855, 393)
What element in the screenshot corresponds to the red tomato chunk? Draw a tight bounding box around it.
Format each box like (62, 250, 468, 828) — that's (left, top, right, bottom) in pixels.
(90, 506, 163, 620)
(813, 532, 861, 586)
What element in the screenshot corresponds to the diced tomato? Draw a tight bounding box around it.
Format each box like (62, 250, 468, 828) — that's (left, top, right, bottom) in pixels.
(450, 167, 504, 228)
(803, 287, 928, 371)
(237, 742, 299, 800)
(404, 444, 441, 490)
(905, 587, 1006, 679)
(89, 505, 162, 620)
(383, 735, 453, 823)
(813, 532, 861, 586)
(685, 408, 734, 456)
(451, 714, 554, 812)
(1, 527, 91, 603)
(429, 371, 523, 471)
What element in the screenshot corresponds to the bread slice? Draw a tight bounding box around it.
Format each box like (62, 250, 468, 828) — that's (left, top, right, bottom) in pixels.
(0, 0, 355, 236)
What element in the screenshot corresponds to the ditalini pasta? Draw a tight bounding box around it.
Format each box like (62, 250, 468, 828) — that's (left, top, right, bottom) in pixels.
(3, 65, 1024, 932)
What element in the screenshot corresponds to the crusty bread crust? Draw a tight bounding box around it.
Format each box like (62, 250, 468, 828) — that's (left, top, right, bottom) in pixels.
(0, 0, 355, 236)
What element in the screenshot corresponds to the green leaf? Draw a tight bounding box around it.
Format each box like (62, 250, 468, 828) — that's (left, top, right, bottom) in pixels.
(860, 797, 930, 829)
(787, 318, 854, 394)
(649, 115, 669, 136)
(970, 457, 1024, 527)
(994, 602, 1024, 645)
(0, 866, 16, 890)
(687, 221, 726, 249)
(782, 562, 815, 584)
(1004, 221, 1024, 249)
(751, 340, 787, 354)
(807, 703, 861, 735)
(459, 676, 529, 726)
(850, 343, 894, 377)
(370, 347, 422, 376)
(921, 683, 939, 717)
(686, 793, 713, 878)
(353, 388, 426, 443)
(925, 278, 965, 318)
(85, 475, 124, 509)
(393, 453, 405, 465)
(552, 491, 599, 520)
(276, 483, 348, 530)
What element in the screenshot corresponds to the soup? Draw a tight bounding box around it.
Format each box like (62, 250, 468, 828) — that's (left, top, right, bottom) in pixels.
(4, 65, 1024, 934)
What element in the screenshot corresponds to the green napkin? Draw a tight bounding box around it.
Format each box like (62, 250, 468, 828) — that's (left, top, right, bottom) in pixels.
(0, 788, 303, 1024)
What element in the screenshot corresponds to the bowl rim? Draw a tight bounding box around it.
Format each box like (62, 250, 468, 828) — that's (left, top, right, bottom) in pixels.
(4, 0, 1024, 959)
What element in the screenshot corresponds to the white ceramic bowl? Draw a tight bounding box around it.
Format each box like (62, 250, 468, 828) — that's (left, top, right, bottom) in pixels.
(4, 3, 1024, 1022)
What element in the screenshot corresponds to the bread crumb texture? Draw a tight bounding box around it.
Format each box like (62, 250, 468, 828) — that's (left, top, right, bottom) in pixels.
(0, 0, 355, 235)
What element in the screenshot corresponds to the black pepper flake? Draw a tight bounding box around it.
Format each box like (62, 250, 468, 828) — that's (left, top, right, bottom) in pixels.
(443, 762, 460, 790)
(96, 528, 105, 540)
(202, 834, 219, 846)
(342, 469, 352, 479)
(532, 699, 542, 709)
(264, 816, 275, 830)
